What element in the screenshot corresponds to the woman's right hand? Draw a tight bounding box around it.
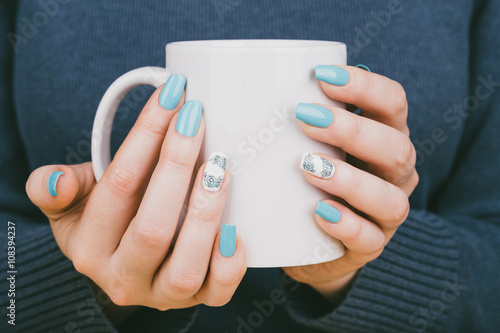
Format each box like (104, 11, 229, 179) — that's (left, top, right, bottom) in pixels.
(25, 76, 247, 311)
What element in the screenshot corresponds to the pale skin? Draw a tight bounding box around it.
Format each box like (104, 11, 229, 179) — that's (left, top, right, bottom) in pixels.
(26, 65, 418, 320)
(283, 66, 418, 301)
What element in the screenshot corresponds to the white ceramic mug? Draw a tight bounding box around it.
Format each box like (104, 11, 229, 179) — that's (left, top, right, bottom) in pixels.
(92, 39, 346, 267)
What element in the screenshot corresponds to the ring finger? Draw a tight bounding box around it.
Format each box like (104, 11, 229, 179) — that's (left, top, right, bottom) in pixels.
(153, 154, 234, 303)
(300, 153, 410, 233)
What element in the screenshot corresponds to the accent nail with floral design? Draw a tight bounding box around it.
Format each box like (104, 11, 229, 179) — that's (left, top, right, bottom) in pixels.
(203, 152, 228, 192)
(299, 153, 335, 179)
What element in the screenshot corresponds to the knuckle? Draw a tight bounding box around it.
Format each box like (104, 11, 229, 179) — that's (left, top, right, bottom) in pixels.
(343, 218, 363, 245)
(108, 289, 132, 307)
(167, 271, 204, 298)
(389, 189, 410, 223)
(394, 138, 417, 176)
(410, 171, 420, 190)
(72, 249, 95, 276)
(190, 189, 213, 211)
(345, 115, 363, 145)
(136, 116, 167, 141)
(189, 206, 220, 225)
(358, 71, 376, 98)
(162, 146, 195, 172)
(347, 167, 363, 195)
(133, 217, 171, 250)
(107, 164, 141, 198)
(368, 231, 386, 256)
(393, 81, 408, 112)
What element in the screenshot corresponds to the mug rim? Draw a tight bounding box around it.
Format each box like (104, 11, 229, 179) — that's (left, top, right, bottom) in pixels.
(167, 39, 345, 49)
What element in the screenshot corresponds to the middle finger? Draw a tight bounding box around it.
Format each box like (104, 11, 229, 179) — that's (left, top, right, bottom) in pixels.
(112, 101, 204, 284)
(296, 103, 416, 186)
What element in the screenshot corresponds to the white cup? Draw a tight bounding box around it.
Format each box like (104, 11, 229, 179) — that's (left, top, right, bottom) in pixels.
(92, 39, 346, 267)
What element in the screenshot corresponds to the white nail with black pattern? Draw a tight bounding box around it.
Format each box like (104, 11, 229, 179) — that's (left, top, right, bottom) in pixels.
(202, 152, 228, 192)
(299, 153, 335, 179)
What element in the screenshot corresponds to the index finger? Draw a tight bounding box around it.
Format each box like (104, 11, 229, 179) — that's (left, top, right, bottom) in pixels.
(77, 75, 186, 257)
(316, 65, 409, 134)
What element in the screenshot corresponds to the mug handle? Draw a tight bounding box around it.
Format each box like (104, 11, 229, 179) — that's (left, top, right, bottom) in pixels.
(91, 66, 170, 181)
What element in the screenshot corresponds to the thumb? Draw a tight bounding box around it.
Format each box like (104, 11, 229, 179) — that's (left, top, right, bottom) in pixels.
(26, 162, 95, 217)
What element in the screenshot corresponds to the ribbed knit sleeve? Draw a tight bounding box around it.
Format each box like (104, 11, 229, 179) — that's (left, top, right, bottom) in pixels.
(0, 2, 115, 332)
(0, 2, 197, 332)
(284, 210, 463, 332)
(283, 0, 500, 332)
(1, 220, 116, 332)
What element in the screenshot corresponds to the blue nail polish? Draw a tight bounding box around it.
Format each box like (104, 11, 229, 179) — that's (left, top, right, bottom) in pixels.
(355, 64, 371, 72)
(176, 100, 202, 137)
(296, 103, 333, 128)
(47, 171, 64, 197)
(315, 201, 341, 223)
(220, 224, 236, 257)
(315, 65, 350, 86)
(159, 74, 186, 110)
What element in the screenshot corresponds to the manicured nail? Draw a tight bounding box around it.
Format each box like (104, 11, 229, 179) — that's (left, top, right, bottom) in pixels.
(47, 171, 64, 197)
(315, 201, 341, 223)
(176, 100, 202, 137)
(159, 74, 186, 109)
(299, 153, 335, 179)
(220, 224, 236, 257)
(355, 64, 371, 72)
(203, 152, 228, 192)
(315, 65, 350, 86)
(296, 103, 333, 128)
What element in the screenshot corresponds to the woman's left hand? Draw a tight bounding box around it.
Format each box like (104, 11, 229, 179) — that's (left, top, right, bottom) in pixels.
(283, 65, 419, 302)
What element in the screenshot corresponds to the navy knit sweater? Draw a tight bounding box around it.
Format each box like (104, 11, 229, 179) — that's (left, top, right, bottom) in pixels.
(1, 1, 499, 332)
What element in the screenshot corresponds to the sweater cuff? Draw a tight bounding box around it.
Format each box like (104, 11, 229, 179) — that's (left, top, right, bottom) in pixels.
(284, 209, 460, 333)
(0, 219, 198, 333)
(1, 223, 116, 332)
(119, 306, 197, 333)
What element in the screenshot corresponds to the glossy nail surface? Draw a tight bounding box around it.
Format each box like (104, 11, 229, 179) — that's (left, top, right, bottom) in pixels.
(296, 103, 333, 128)
(47, 171, 64, 197)
(203, 152, 228, 192)
(315, 65, 350, 86)
(176, 100, 202, 137)
(299, 153, 335, 179)
(355, 64, 371, 72)
(220, 224, 236, 257)
(315, 201, 341, 223)
(159, 74, 186, 109)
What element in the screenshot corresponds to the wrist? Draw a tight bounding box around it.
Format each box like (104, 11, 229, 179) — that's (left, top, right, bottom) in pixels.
(309, 270, 358, 305)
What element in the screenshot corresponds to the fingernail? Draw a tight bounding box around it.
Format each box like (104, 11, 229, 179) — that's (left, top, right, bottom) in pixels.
(220, 224, 236, 257)
(176, 100, 202, 137)
(299, 153, 335, 179)
(159, 74, 186, 109)
(315, 201, 341, 223)
(315, 65, 350, 86)
(47, 171, 64, 197)
(355, 64, 371, 72)
(296, 103, 333, 128)
(203, 152, 228, 192)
